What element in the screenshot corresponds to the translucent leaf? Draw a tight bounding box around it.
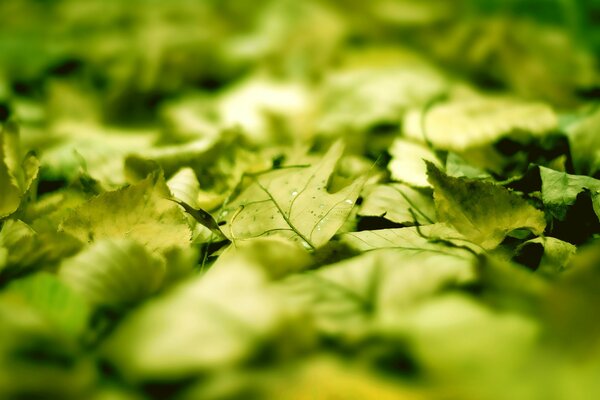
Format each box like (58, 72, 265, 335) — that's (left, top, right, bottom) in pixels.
(59, 239, 166, 308)
(5, 273, 91, 338)
(445, 152, 491, 179)
(3, 121, 38, 192)
(125, 139, 218, 180)
(359, 183, 436, 225)
(387, 138, 441, 187)
(221, 141, 365, 249)
(404, 94, 557, 151)
(167, 167, 201, 208)
(217, 77, 313, 143)
(340, 224, 478, 256)
(166, 167, 224, 238)
(60, 172, 191, 253)
(427, 163, 546, 249)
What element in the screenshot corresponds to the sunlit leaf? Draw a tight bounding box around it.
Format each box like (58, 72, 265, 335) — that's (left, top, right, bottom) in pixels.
(427, 163, 546, 249)
(0, 122, 39, 219)
(404, 94, 557, 151)
(0, 219, 81, 279)
(221, 141, 365, 249)
(388, 138, 441, 187)
(41, 121, 156, 186)
(340, 224, 478, 256)
(358, 183, 436, 225)
(59, 239, 166, 308)
(59, 172, 191, 253)
(167, 167, 201, 208)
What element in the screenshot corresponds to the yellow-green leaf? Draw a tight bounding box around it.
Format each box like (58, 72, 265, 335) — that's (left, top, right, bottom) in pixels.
(427, 163, 546, 249)
(60, 172, 191, 253)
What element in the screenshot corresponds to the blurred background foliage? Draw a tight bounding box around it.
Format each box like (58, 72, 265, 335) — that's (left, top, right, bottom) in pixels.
(0, 0, 598, 125)
(0, 0, 598, 188)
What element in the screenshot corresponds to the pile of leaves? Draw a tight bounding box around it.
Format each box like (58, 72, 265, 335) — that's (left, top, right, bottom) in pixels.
(1, 0, 600, 399)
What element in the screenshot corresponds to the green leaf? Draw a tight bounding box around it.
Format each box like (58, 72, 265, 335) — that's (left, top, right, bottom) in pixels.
(404, 94, 557, 151)
(387, 138, 441, 187)
(221, 141, 365, 249)
(278, 249, 475, 338)
(124, 130, 239, 184)
(318, 62, 447, 134)
(171, 198, 224, 238)
(358, 183, 436, 225)
(4, 273, 91, 338)
(59, 172, 191, 253)
(0, 295, 96, 399)
(0, 219, 81, 279)
(167, 167, 201, 208)
(565, 108, 600, 176)
(214, 237, 313, 279)
(166, 167, 226, 239)
(539, 166, 600, 221)
(41, 121, 156, 186)
(427, 163, 546, 249)
(0, 122, 39, 219)
(445, 152, 491, 179)
(59, 239, 166, 309)
(340, 224, 479, 256)
(217, 77, 313, 143)
(380, 294, 539, 399)
(515, 236, 576, 276)
(103, 256, 299, 381)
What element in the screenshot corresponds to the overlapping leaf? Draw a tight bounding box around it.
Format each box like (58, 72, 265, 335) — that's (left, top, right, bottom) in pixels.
(278, 249, 475, 338)
(221, 141, 365, 249)
(427, 163, 546, 249)
(340, 224, 478, 256)
(59, 239, 166, 308)
(388, 138, 441, 187)
(358, 183, 435, 225)
(103, 257, 301, 380)
(539, 166, 600, 221)
(404, 94, 557, 150)
(0, 123, 39, 219)
(59, 172, 191, 253)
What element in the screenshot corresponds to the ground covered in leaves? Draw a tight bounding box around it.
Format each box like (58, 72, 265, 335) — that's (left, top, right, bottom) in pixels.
(1, 1, 600, 399)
